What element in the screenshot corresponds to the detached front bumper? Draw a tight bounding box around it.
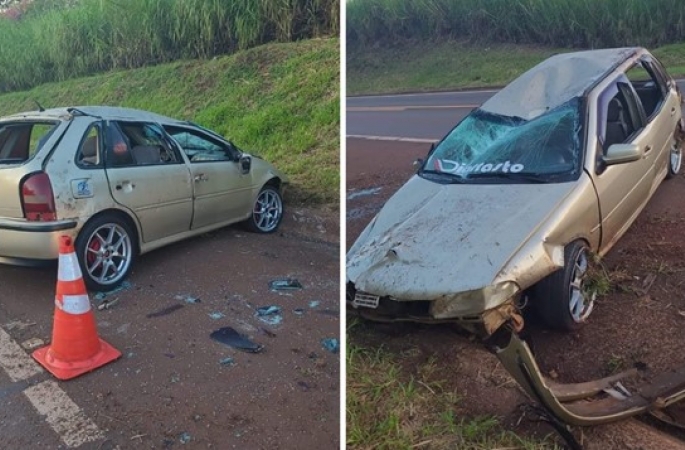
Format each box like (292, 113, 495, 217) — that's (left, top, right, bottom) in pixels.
(494, 329, 685, 426)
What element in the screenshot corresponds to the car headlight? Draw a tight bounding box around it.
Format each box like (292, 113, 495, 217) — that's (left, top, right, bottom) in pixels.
(430, 281, 519, 319)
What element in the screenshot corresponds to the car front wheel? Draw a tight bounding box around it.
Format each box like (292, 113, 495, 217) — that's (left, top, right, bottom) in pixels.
(667, 135, 683, 178)
(532, 241, 595, 331)
(244, 185, 283, 233)
(75, 214, 136, 291)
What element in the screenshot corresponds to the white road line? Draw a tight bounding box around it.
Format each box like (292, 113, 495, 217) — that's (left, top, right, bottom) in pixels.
(0, 327, 43, 381)
(24, 380, 105, 448)
(0, 326, 104, 448)
(346, 134, 437, 143)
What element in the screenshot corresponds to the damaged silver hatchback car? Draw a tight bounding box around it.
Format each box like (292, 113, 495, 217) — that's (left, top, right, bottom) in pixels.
(347, 47, 684, 335)
(0, 106, 288, 290)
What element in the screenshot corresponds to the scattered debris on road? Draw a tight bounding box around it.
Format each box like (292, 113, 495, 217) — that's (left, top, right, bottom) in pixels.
(146, 304, 184, 318)
(346, 186, 382, 200)
(269, 278, 303, 291)
(208, 312, 225, 320)
(309, 300, 320, 308)
(20, 338, 44, 350)
(321, 338, 339, 354)
(94, 281, 132, 301)
(256, 306, 283, 325)
(175, 294, 201, 304)
(219, 357, 235, 366)
(97, 297, 120, 310)
(4, 320, 36, 331)
(210, 327, 263, 353)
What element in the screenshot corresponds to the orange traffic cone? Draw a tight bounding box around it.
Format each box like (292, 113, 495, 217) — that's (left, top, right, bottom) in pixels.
(32, 236, 121, 380)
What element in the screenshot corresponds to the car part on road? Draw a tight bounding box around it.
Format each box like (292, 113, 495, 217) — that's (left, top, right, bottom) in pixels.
(94, 280, 132, 301)
(76, 214, 136, 291)
(208, 312, 225, 320)
(175, 294, 201, 304)
(145, 304, 184, 318)
(493, 326, 685, 427)
(269, 278, 303, 291)
(219, 357, 235, 367)
(256, 305, 283, 325)
(321, 338, 339, 353)
(245, 185, 283, 233)
(210, 327, 263, 353)
(532, 241, 595, 330)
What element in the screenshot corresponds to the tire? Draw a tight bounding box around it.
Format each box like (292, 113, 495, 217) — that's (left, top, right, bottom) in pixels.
(244, 185, 284, 233)
(75, 214, 136, 291)
(666, 134, 683, 179)
(532, 241, 595, 331)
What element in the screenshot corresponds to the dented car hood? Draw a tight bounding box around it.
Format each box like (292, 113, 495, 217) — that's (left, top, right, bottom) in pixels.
(347, 175, 577, 299)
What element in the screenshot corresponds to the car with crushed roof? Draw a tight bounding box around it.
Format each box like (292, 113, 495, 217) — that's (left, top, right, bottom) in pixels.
(347, 47, 684, 336)
(0, 106, 288, 290)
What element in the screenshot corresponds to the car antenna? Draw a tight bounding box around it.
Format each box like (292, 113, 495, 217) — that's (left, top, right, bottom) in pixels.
(34, 100, 45, 112)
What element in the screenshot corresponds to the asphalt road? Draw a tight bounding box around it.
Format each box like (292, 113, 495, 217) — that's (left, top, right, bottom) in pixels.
(0, 209, 340, 449)
(347, 80, 685, 141)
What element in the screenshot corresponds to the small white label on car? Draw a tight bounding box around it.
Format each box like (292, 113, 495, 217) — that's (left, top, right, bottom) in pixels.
(71, 179, 93, 198)
(353, 292, 380, 309)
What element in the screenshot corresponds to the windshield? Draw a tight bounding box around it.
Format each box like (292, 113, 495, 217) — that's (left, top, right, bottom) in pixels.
(0, 121, 59, 164)
(423, 98, 582, 183)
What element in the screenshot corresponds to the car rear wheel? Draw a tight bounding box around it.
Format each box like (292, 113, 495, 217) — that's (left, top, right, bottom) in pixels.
(532, 241, 595, 331)
(244, 185, 283, 233)
(667, 136, 682, 179)
(75, 214, 136, 291)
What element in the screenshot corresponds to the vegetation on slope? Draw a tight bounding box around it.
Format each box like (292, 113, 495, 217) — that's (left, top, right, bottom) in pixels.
(347, 0, 685, 49)
(0, 0, 339, 92)
(0, 39, 340, 204)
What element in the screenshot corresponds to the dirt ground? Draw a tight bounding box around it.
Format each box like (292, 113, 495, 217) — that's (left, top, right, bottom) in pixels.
(346, 137, 685, 449)
(0, 206, 340, 450)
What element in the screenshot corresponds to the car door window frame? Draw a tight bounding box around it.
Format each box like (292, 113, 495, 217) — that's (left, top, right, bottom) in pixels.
(164, 125, 240, 164)
(105, 120, 185, 168)
(75, 121, 104, 169)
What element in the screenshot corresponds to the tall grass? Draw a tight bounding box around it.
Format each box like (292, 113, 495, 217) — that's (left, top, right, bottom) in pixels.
(0, 0, 339, 92)
(347, 0, 685, 49)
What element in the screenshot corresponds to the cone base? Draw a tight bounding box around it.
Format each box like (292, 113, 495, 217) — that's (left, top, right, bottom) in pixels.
(32, 338, 121, 381)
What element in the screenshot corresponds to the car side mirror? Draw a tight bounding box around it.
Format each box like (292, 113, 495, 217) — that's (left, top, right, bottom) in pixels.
(603, 143, 642, 166)
(413, 158, 424, 172)
(239, 155, 251, 174)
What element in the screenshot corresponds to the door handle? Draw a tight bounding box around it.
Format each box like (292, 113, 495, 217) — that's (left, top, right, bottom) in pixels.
(194, 174, 208, 183)
(644, 145, 653, 154)
(115, 180, 135, 191)
(672, 107, 677, 116)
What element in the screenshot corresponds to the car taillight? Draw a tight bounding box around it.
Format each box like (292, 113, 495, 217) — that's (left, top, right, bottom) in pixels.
(21, 172, 56, 221)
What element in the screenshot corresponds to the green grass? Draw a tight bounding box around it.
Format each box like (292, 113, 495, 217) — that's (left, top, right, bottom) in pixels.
(348, 41, 685, 95)
(0, 38, 340, 204)
(0, 0, 339, 93)
(347, 322, 558, 449)
(347, 0, 685, 50)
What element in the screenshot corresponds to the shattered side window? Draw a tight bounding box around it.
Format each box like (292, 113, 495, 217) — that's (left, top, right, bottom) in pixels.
(424, 98, 582, 182)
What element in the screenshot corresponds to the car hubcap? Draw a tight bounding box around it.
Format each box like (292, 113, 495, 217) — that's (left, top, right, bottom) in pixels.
(85, 224, 132, 286)
(568, 249, 594, 323)
(253, 189, 282, 232)
(671, 141, 682, 174)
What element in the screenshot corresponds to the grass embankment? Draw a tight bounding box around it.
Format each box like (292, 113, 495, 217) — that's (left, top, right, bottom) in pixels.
(347, 0, 685, 49)
(0, 39, 339, 204)
(0, 0, 339, 92)
(348, 41, 685, 95)
(347, 322, 558, 449)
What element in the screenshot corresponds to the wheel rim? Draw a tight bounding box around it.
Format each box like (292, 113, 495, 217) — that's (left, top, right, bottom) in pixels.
(671, 140, 682, 174)
(84, 223, 132, 286)
(253, 189, 282, 232)
(568, 249, 595, 323)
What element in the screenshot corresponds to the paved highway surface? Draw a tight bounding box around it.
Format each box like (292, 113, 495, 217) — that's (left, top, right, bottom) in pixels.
(347, 80, 685, 141)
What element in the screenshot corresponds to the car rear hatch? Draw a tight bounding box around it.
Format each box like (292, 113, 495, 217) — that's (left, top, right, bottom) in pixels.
(0, 119, 68, 219)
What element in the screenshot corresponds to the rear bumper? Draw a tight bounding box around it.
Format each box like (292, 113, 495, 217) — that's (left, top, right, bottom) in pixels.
(0, 218, 78, 261)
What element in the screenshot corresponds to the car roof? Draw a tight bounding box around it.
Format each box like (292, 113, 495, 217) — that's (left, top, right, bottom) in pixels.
(480, 47, 643, 120)
(1, 105, 188, 125)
